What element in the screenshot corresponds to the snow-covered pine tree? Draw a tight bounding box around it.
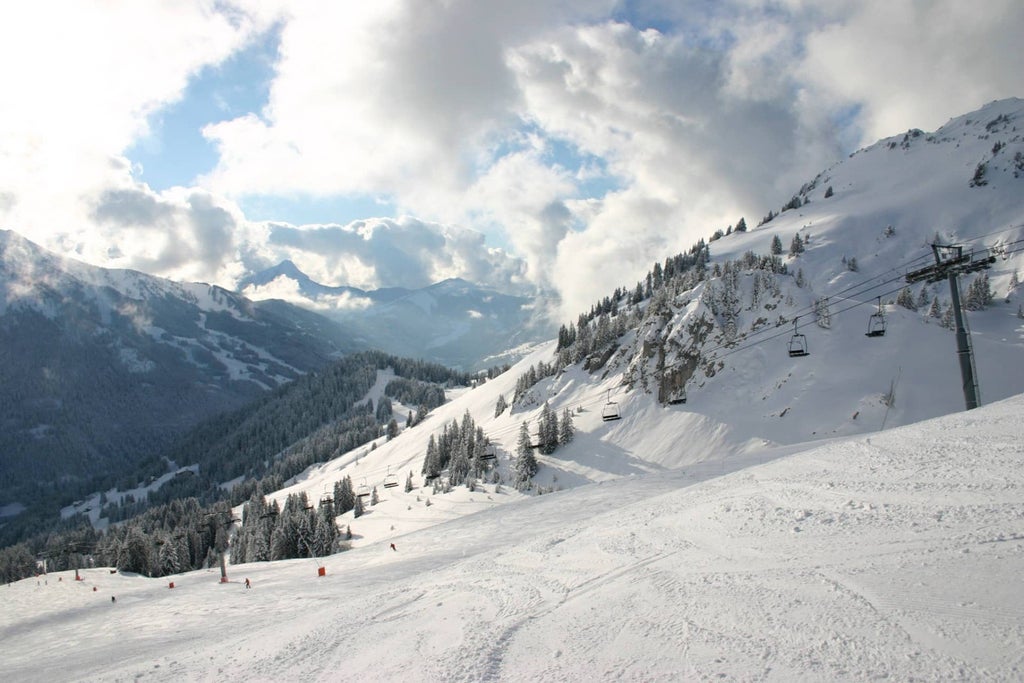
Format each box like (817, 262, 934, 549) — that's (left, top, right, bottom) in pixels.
(516, 421, 533, 459)
(559, 407, 575, 445)
(770, 234, 783, 255)
(538, 402, 559, 455)
(334, 476, 355, 514)
(352, 494, 364, 519)
(896, 286, 917, 310)
(514, 422, 538, 491)
(940, 303, 955, 329)
(789, 234, 805, 256)
(422, 434, 440, 479)
(157, 533, 182, 575)
(813, 297, 832, 329)
(494, 393, 508, 417)
(965, 272, 993, 310)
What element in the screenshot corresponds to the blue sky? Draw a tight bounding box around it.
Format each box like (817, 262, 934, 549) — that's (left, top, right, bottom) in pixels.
(1, 0, 1021, 316)
(127, 25, 278, 194)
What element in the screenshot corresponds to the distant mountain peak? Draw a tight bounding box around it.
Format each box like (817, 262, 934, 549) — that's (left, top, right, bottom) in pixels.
(239, 259, 314, 289)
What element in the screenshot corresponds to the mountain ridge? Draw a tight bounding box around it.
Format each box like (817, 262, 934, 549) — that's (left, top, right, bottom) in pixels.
(0, 234, 364, 521)
(239, 260, 553, 370)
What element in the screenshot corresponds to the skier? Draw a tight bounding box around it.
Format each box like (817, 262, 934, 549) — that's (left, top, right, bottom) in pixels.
(111, 596, 116, 603)
(244, 578, 251, 589)
(389, 543, 397, 551)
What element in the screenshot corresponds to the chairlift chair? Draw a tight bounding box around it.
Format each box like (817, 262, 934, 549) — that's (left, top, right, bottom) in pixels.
(383, 467, 399, 489)
(319, 484, 334, 506)
(788, 318, 809, 357)
(601, 389, 622, 421)
(866, 297, 886, 337)
(355, 479, 371, 498)
(480, 444, 497, 460)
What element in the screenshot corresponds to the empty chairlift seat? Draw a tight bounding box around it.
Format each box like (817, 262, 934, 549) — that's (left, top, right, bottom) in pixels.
(787, 318, 809, 357)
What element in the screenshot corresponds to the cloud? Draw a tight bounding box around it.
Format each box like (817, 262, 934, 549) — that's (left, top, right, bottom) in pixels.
(240, 275, 373, 313)
(798, 0, 1024, 144)
(261, 217, 529, 292)
(0, 0, 280, 271)
(1, 1, 1022, 326)
(87, 185, 245, 284)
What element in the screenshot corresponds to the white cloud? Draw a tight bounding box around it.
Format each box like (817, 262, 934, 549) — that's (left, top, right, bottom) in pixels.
(798, 0, 1024, 145)
(240, 275, 373, 312)
(258, 217, 529, 292)
(0, 0, 1021, 325)
(0, 0, 280, 278)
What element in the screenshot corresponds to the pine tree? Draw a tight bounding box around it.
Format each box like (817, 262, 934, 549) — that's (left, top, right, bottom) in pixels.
(896, 286, 917, 311)
(770, 235, 783, 255)
(558, 407, 575, 445)
(494, 393, 508, 417)
(422, 435, 440, 479)
(538, 402, 558, 455)
(514, 422, 538, 491)
(117, 527, 152, 576)
(312, 514, 334, 557)
(334, 476, 355, 514)
(789, 234, 804, 256)
(813, 297, 831, 329)
(353, 495, 364, 519)
(404, 471, 414, 493)
(516, 421, 533, 458)
(965, 272, 993, 310)
(157, 535, 182, 576)
(940, 303, 955, 329)
(370, 486, 379, 506)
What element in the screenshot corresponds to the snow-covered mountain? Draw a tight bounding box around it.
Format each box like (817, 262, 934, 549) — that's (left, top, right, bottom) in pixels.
(240, 261, 551, 370)
(242, 98, 1024, 546)
(0, 230, 361, 506)
(3, 98, 1024, 680)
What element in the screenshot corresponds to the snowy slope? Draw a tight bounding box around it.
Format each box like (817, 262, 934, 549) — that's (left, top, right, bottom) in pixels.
(3, 394, 1023, 681)
(4, 99, 1024, 681)
(249, 102, 1024, 546)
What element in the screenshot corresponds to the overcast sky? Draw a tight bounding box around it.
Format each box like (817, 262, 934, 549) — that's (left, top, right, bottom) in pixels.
(1, 0, 1021, 320)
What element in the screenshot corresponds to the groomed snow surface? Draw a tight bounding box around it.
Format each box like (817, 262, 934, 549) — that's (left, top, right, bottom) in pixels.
(3, 395, 1023, 681)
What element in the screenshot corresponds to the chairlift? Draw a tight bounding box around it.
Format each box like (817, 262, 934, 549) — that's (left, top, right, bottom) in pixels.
(788, 318, 809, 357)
(601, 389, 622, 421)
(319, 483, 334, 506)
(865, 297, 886, 337)
(480, 443, 497, 460)
(383, 467, 399, 489)
(355, 478, 371, 498)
